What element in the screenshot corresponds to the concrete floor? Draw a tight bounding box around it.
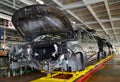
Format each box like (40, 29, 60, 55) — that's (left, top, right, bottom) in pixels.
(0, 72, 46, 82)
(85, 54, 120, 82)
(0, 54, 120, 82)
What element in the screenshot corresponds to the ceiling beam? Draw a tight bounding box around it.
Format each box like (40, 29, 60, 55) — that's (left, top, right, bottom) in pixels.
(19, 0, 35, 5)
(0, 13, 11, 20)
(82, 0, 110, 38)
(13, 0, 15, 7)
(75, 18, 120, 25)
(99, 33, 119, 37)
(96, 27, 120, 31)
(0, 1, 19, 16)
(0, 9, 13, 15)
(66, 10, 92, 29)
(104, 0, 117, 40)
(52, 0, 92, 29)
(4, 0, 21, 8)
(61, 0, 104, 10)
(0, 1, 18, 10)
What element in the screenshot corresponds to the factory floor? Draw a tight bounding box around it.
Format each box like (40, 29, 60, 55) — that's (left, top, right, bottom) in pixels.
(0, 71, 46, 82)
(84, 54, 120, 82)
(0, 54, 120, 82)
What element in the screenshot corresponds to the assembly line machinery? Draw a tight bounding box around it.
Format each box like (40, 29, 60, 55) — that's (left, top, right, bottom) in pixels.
(9, 5, 114, 82)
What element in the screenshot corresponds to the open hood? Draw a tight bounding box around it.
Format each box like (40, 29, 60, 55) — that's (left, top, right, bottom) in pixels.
(86, 28, 96, 34)
(12, 5, 73, 41)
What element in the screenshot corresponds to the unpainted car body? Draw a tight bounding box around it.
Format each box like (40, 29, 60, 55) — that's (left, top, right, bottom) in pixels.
(11, 5, 99, 72)
(94, 36, 113, 59)
(67, 28, 99, 67)
(105, 41, 114, 55)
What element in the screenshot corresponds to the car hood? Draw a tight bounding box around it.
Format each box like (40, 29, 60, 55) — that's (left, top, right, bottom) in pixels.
(12, 5, 73, 41)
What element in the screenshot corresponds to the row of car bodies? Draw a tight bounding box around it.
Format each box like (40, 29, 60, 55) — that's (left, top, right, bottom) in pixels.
(94, 36, 113, 59)
(10, 5, 113, 73)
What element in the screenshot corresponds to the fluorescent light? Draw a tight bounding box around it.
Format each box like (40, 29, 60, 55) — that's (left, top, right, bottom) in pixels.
(72, 21, 76, 24)
(38, 0, 44, 4)
(36, 0, 44, 4)
(36, 0, 39, 2)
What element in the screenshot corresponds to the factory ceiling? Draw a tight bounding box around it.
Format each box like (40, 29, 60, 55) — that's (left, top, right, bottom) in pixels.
(0, 0, 120, 42)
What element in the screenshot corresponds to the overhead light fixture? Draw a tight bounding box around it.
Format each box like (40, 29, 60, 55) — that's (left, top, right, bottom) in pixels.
(36, 0, 44, 4)
(38, 0, 44, 4)
(72, 21, 76, 24)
